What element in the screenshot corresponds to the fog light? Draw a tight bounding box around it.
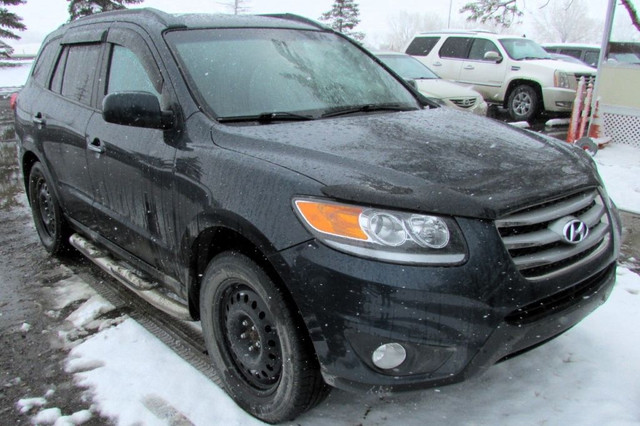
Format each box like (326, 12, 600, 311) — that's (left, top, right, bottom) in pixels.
(372, 343, 407, 369)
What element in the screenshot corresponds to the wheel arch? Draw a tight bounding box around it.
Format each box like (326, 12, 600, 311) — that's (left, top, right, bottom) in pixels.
(184, 213, 308, 329)
(21, 150, 41, 203)
(503, 79, 544, 110)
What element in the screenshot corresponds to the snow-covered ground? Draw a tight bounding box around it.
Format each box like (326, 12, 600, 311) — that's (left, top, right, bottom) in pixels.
(595, 143, 640, 214)
(23, 266, 639, 425)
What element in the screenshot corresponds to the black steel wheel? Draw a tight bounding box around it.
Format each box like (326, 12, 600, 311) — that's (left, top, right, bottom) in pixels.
(200, 252, 329, 423)
(508, 84, 540, 122)
(28, 162, 70, 254)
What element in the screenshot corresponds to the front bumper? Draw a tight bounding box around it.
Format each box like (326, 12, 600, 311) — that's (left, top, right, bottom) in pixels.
(542, 87, 579, 112)
(275, 216, 618, 392)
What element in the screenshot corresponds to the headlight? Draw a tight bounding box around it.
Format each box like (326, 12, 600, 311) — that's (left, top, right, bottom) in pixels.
(554, 70, 572, 89)
(293, 198, 466, 265)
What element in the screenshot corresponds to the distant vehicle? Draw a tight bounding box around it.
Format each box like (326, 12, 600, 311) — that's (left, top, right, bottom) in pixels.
(376, 52, 488, 115)
(543, 43, 600, 67)
(406, 31, 597, 121)
(549, 52, 594, 68)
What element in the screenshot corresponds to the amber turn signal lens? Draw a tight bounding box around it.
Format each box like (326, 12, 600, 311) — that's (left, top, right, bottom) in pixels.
(294, 200, 368, 241)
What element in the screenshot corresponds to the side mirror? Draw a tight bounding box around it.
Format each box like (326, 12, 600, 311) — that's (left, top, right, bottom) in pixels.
(405, 79, 418, 90)
(484, 51, 503, 63)
(102, 92, 173, 129)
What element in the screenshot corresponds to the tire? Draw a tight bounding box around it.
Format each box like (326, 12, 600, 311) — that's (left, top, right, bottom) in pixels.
(199, 252, 329, 423)
(507, 85, 539, 122)
(28, 162, 71, 255)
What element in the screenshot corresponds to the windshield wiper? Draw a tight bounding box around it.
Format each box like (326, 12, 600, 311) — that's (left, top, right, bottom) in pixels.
(321, 103, 417, 118)
(218, 111, 315, 124)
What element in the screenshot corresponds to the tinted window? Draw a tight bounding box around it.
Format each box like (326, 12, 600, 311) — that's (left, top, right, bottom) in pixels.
(107, 45, 159, 96)
(49, 47, 68, 93)
(405, 37, 440, 56)
(468, 38, 500, 61)
(439, 37, 472, 59)
(61, 44, 101, 105)
(32, 42, 59, 86)
(584, 50, 599, 67)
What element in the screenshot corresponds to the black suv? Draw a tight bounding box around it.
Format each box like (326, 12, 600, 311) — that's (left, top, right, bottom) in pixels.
(15, 8, 621, 423)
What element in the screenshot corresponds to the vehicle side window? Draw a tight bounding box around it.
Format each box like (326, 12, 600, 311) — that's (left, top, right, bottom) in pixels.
(439, 37, 472, 59)
(468, 38, 500, 61)
(106, 45, 160, 97)
(31, 42, 58, 86)
(584, 51, 599, 66)
(60, 44, 102, 105)
(405, 37, 440, 56)
(559, 49, 582, 59)
(49, 46, 68, 93)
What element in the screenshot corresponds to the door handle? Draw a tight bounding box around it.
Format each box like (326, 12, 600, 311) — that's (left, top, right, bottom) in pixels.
(32, 112, 46, 126)
(432, 61, 442, 67)
(88, 138, 105, 154)
(463, 65, 475, 70)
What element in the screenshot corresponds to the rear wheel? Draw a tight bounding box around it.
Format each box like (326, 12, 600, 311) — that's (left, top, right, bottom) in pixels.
(28, 162, 70, 255)
(200, 252, 329, 423)
(508, 84, 539, 122)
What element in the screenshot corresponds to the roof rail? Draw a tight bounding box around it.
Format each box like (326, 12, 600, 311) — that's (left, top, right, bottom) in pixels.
(72, 8, 183, 28)
(260, 13, 329, 30)
(417, 29, 497, 35)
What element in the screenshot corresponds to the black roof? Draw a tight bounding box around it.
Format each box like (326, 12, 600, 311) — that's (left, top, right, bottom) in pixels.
(60, 8, 326, 33)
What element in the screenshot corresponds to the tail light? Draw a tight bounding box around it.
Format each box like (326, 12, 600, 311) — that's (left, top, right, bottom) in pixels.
(10, 93, 18, 110)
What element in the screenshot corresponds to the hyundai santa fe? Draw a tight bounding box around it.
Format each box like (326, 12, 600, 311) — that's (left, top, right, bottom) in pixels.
(14, 8, 622, 423)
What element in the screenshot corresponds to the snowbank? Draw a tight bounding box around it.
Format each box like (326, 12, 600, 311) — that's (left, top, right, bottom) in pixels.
(0, 62, 32, 88)
(595, 143, 640, 214)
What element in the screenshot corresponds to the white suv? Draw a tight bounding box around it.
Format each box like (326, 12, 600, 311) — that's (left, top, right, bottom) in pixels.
(405, 31, 596, 121)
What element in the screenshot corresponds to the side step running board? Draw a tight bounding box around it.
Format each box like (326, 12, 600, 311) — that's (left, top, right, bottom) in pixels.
(69, 233, 193, 321)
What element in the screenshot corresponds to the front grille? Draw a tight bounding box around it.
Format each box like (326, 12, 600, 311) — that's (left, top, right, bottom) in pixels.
(495, 189, 611, 280)
(574, 73, 596, 87)
(504, 263, 615, 326)
(449, 97, 477, 109)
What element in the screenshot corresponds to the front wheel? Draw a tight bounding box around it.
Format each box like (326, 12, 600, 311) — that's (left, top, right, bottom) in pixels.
(28, 162, 70, 255)
(199, 252, 329, 423)
(507, 85, 540, 122)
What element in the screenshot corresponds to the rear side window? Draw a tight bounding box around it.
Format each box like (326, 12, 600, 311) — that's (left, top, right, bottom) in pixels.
(60, 44, 101, 105)
(31, 42, 58, 86)
(439, 37, 472, 59)
(405, 37, 440, 56)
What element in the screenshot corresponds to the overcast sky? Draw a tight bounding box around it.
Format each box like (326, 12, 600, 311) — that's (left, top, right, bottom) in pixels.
(8, 0, 609, 54)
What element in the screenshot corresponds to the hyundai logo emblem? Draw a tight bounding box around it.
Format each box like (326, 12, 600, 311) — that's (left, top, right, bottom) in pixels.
(562, 219, 589, 244)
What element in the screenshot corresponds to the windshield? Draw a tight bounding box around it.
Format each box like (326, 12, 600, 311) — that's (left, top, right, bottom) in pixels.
(377, 54, 439, 80)
(165, 28, 419, 119)
(500, 39, 552, 60)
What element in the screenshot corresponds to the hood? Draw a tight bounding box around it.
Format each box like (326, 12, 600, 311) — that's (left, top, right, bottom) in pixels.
(520, 58, 596, 73)
(415, 79, 481, 100)
(210, 108, 599, 219)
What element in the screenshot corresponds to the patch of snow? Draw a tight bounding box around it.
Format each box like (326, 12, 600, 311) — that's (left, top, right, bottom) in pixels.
(64, 295, 114, 329)
(50, 277, 98, 311)
(16, 397, 46, 413)
(595, 144, 640, 214)
(20, 322, 31, 332)
(33, 407, 62, 425)
(67, 319, 262, 426)
(54, 409, 92, 425)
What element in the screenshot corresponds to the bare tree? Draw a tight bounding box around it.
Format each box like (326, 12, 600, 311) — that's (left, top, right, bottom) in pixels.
(532, 0, 601, 43)
(382, 11, 444, 51)
(217, 0, 251, 15)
